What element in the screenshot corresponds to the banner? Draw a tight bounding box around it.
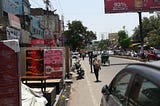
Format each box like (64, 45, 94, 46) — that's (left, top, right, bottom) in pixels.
(31, 39, 56, 47)
(8, 13, 21, 29)
(104, 0, 160, 13)
(25, 50, 44, 76)
(44, 49, 63, 78)
(6, 27, 21, 40)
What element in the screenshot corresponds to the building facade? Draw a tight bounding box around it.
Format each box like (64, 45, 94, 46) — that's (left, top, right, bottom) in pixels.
(0, 0, 64, 47)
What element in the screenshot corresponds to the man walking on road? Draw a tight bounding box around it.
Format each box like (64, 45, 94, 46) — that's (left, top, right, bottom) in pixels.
(89, 51, 94, 73)
(93, 56, 101, 82)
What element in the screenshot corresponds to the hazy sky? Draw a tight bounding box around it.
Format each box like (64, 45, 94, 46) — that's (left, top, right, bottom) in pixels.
(29, 0, 154, 40)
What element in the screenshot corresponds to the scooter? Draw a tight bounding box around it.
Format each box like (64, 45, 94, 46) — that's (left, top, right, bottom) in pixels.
(74, 58, 85, 79)
(77, 67, 85, 79)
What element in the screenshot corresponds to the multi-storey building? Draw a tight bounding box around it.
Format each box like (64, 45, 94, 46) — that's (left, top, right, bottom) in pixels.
(30, 8, 64, 46)
(0, 0, 31, 46)
(108, 33, 119, 49)
(0, 0, 64, 47)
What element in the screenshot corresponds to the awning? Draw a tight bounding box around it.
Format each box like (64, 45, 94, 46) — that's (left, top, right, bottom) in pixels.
(129, 43, 141, 48)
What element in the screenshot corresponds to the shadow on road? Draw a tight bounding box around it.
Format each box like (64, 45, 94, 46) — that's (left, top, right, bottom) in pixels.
(94, 80, 102, 83)
(105, 63, 129, 66)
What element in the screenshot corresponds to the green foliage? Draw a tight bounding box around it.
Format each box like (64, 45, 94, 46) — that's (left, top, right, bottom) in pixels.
(147, 30, 160, 47)
(62, 20, 96, 51)
(98, 39, 111, 50)
(132, 14, 160, 47)
(118, 30, 130, 50)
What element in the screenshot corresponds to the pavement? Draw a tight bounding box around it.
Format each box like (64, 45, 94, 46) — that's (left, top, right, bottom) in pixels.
(68, 57, 102, 106)
(56, 55, 145, 106)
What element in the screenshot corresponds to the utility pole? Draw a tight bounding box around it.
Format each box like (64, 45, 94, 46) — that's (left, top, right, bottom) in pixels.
(44, 0, 50, 39)
(22, 0, 25, 29)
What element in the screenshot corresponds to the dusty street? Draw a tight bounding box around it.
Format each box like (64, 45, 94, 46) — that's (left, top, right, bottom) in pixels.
(68, 56, 140, 106)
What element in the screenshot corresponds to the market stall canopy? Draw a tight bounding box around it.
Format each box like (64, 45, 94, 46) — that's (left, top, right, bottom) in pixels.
(129, 43, 141, 48)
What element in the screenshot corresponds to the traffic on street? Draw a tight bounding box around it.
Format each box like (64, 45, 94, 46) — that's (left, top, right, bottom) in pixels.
(68, 56, 142, 106)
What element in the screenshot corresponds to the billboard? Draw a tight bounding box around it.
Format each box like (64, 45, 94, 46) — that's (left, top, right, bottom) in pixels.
(25, 49, 44, 76)
(44, 49, 64, 78)
(104, 0, 160, 13)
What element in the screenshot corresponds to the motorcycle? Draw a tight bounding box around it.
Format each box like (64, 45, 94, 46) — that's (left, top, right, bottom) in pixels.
(73, 58, 85, 79)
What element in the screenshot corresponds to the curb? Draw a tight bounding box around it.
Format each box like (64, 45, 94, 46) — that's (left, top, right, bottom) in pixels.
(110, 55, 147, 62)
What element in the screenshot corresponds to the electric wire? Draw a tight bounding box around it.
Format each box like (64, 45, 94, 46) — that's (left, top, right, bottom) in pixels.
(50, 0, 64, 15)
(56, 0, 64, 15)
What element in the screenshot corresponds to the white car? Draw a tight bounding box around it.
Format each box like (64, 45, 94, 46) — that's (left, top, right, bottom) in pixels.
(71, 52, 80, 58)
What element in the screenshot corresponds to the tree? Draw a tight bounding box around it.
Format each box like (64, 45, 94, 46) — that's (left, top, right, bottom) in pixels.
(63, 20, 96, 51)
(147, 30, 160, 48)
(132, 14, 160, 48)
(132, 17, 152, 43)
(98, 39, 111, 50)
(118, 30, 131, 50)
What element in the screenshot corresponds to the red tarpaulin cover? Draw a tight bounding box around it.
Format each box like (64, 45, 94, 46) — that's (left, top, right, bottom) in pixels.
(104, 0, 160, 13)
(0, 40, 20, 106)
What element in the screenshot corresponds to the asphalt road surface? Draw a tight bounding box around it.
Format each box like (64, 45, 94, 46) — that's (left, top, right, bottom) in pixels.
(68, 56, 142, 106)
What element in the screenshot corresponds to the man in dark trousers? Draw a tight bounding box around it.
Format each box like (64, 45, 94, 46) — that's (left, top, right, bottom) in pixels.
(88, 51, 93, 73)
(93, 56, 101, 82)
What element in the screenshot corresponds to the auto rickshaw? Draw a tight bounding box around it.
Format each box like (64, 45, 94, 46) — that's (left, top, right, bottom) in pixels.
(101, 52, 110, 66)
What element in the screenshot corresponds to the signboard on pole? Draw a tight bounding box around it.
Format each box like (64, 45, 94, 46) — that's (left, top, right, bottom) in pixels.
(104, 0, 160, 13)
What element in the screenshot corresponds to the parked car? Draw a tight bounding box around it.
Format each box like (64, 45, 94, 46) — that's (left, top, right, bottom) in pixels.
(147, 49, 160, 61)
(71, 51, 80, 59)
(100, 61, 160, 106)
(130, 51, 138, 57)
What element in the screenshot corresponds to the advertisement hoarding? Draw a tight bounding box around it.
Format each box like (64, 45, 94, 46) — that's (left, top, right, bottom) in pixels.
(44, 49, 63, 78)
(25, 50, 44, 76)
(104, 0, 160, 13)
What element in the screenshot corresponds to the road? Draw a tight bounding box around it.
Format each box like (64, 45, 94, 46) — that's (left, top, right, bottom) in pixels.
(68, 56, 142, 106)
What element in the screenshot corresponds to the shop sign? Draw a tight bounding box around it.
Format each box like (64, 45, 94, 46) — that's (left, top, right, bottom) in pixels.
(31, 39, 56, 47)
(8, 13, 21, 29)
(6, 27, 21, 40)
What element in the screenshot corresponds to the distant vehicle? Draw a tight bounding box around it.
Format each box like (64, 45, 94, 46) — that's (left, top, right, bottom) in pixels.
(101, 52, 110, 66)
(108, 50, 114, 55)
(130, 51, 137, 57)
(113, 50, 122, 55)
(100, 61, 160, 106)
(147, 49, 160, 61)
(71, 51, 80, 58)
